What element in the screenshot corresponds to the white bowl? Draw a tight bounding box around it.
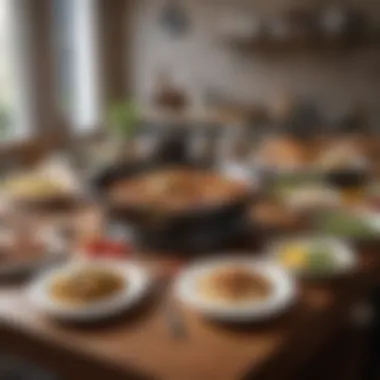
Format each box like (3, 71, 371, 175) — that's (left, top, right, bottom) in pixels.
(28, 260, 150, 322)
(361, 211, 380, 232)
(175, 257, 297, 322)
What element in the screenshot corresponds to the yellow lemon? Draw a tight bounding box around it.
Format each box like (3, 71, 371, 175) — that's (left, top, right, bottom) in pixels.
(280, 245, 306, 270)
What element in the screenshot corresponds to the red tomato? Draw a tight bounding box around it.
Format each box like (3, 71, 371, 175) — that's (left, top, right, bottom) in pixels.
(83, 238, 133, 259)
(105, 241, 125, 257)
(84, 240, 105, 255)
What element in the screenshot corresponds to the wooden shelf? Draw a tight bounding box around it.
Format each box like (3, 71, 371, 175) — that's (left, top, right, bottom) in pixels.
(223, 35, 380, 54)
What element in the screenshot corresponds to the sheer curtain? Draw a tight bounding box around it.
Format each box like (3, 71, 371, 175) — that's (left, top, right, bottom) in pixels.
(53, 0, 102, 134)
(0, 0, 33, 142)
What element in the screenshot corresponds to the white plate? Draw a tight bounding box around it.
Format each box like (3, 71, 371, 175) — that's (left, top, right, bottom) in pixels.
(250, 162, 315, 177)
(218, 161, 255, 184)
(28, 260, 150, 322)
(175, 257, 296, 322)
(282, 186, 341, 211)
(360, 211, 380, 232)
(269, 237, 356, 279)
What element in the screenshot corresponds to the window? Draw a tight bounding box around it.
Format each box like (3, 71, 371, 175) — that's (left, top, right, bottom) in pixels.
(53, 0, 102, 133)
(0, 0, 32, 142)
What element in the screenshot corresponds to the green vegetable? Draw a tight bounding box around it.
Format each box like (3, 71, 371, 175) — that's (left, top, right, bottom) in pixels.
(269, 176, 321, 198)
(317, 212, 378, 238)
(307, 245, 337, 274)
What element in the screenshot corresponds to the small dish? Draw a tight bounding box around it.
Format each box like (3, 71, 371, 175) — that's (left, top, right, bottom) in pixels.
(175, 257, 296, 322)
(28, 260, 150, 322)
(0, 226, 66, 278)
(270, 237, 356, 278)
(2, 163, 83, 209)
(280, 185, 341, 212)
(316, 210, 380, 240)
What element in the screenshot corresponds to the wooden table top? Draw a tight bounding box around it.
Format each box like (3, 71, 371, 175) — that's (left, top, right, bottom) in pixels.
(0, 208, 379, 380)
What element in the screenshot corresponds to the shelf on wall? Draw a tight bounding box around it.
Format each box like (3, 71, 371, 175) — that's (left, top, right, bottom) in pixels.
(223, 35, 380, 54)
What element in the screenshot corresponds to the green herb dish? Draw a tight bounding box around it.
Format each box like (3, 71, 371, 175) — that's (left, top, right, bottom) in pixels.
(273, 237, 356, 278)
(316, 212, 380, 239)
(307, 244, 338, 275)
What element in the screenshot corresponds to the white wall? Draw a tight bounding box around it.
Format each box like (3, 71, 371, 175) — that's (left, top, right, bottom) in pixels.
(129, 0, 380, 123)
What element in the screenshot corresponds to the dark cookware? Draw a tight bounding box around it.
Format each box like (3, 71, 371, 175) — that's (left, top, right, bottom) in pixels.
(91, 161, 255, 252)
(324, 166, 369, 189)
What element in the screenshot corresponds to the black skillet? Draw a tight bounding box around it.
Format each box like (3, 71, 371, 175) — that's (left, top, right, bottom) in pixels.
(90, 160, 255, 253)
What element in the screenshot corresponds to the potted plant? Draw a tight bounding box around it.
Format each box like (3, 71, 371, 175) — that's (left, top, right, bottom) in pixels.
(106, 99, 141, 161)
(108, 100, 140, 139)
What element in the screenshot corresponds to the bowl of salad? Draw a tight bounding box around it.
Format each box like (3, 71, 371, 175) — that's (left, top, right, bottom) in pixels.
(315, 210, 380, 241)
(270, 236, 356, 278)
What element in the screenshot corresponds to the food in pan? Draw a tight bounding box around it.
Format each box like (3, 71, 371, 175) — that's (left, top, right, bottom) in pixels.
(315, 139, 368, 171)
(108, 168, 248, 212)
(49, 267, 125, 306)
(252, 136, 309, 171)
(316, 140, 369, 194)
(198, 266, 271, 304)
(250, 200, 300, 230)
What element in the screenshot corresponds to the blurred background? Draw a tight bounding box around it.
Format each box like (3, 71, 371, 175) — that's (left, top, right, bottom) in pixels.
(1, 0, 380, 151)
(1, 1, 380, 379)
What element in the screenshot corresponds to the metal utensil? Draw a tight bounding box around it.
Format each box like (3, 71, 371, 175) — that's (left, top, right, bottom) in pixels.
(163, 295, 187, 339)
(159, 276, 188, 339)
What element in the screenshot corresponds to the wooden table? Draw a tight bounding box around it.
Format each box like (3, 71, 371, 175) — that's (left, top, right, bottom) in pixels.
(0, 211, 379, 380)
